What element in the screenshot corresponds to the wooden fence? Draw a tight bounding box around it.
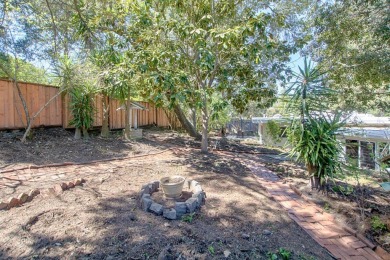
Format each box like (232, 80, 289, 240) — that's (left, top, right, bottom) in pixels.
(0, 79, 180, 130)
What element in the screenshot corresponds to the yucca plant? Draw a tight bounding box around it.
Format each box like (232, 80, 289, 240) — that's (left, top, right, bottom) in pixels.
(55, 56, 99, 139)
(69, 86, 95, 139)
(288, 114, 344, 189)
(285, 58, 342, 190)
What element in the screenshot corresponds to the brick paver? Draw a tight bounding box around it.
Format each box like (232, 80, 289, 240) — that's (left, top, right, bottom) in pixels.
(237, 156, 384, 260)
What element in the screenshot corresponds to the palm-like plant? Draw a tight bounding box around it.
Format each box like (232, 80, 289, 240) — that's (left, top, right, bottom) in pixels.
(55, 56, 98, 139)
(285, 58, 343, 190)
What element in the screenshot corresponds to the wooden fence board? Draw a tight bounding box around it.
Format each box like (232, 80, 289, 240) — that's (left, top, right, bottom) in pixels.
(0, 79, 180, 130)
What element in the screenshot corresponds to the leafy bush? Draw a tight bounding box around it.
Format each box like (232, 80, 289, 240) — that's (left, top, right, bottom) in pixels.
(371, 216, 387, 232)
(265, 120, 282, 143)
(69, 87, 95, 130)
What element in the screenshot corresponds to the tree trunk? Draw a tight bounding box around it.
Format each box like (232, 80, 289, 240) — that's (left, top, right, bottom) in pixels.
(191, 106, 197, 131)
(173, 104, 201, 140)
(82, 127, 89, 139)
(74, 128, 81, 139)
(201, 98, 209, 153)
(307, 164, 320, 190)
(101, 94, 110, 137)
(124, 100, 131, 140)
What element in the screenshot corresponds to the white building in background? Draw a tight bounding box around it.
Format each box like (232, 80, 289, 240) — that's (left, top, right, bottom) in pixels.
(252, 113, 390, 171)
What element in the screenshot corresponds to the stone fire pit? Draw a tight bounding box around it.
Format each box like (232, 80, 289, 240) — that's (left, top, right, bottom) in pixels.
(139, 178, 206, 220)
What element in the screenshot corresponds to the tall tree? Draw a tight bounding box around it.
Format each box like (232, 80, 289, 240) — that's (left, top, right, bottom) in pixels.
(310, 0, 390, 114)
(124, 0, 301, 152)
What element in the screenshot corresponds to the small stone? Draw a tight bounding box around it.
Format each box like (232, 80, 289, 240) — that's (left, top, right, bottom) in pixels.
(175, 202, 187, 217)
(185, 198, 198, 213)
(67, 182, 75, 188)
(150, 202, 163, 215)
(7, 197, 20, 209)
(141, 193, 151, 199)
(152, 181, 160, 190)
(139, 185, 151, 198)
(262, 230, 272, 235)
(0, 201, 8, 210)
(53, 184, 64, 195)
(163, 208, 177, 220)
(189, 180, 199, 191)
(141, 184, 151, 194)
(17, 193, 29, 203)
(223, 250, 231, 258)
(241, 233, 250, 239)
(193, 185, 203, 193)
(41, 188, 55, 197)
(28, 189, 40, 198)
(192, 192, 205, 206)
(60, 182, 68, 190)
(142, 197, 153, 212)
(74, 179, 81, 186)
(164, 223, 171, 228)
(148, 184, 155, 193)
(129, 214, 137, 221)
(55, 243, 62, 246)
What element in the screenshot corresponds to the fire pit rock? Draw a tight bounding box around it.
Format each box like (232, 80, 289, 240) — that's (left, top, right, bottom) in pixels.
(139, 179, 206, 220)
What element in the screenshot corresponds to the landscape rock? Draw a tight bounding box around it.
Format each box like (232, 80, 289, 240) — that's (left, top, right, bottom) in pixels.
(17, 193, 29, 203)
(263, 230, 272, 235)
(67, 182, 75, 188)
(148, 183, 156, 193)
(0, 201, 8, 210)
(175, 202, 187, 217)
(189, 180, 199, 190)
(241, 233, 250, 239)
(192, 192, 205, 206)
(60, 182, 68, 190)
(41, 188, 55, 197)
(152, 181, 160, 191)
(163, 208, 177, 220)
(150, 202, 163, 215)
(141, 197, 153, 212)
(53, 184, 64, 194)
(223, 250, 231, 258)
(74, 179, 82, 186)
(28, 189, 40, 198)
(185, 198, 198, 213)
(192, 185, 203, 193)
(7, 197, 20, 208)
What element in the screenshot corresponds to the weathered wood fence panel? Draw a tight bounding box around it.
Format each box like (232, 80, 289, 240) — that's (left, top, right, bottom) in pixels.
(0, 80, 62, 129)
(0, 79, 180, 130)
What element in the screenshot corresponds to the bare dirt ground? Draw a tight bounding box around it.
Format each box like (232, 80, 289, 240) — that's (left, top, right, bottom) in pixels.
(0, 127, 386, 259)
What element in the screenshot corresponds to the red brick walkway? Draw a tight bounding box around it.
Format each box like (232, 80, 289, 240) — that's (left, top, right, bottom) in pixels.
(240, 157, 384, 260)
(0, 150, 174, 201)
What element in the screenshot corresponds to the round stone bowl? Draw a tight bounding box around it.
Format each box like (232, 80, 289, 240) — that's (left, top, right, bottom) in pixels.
(160, 176, 186, 199)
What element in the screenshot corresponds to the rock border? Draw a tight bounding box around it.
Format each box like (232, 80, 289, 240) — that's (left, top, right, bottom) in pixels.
(139, 180, 206, 220)
(0, 178, 85, 211)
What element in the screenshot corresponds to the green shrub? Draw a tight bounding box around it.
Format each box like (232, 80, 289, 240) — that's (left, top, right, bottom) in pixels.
(265, 120, 282, 143)
(371, 216, 387, 232)
(287, 114, 343, 188)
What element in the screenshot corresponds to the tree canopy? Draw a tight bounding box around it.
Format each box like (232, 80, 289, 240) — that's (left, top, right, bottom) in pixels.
(310, 0, 390, 114)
